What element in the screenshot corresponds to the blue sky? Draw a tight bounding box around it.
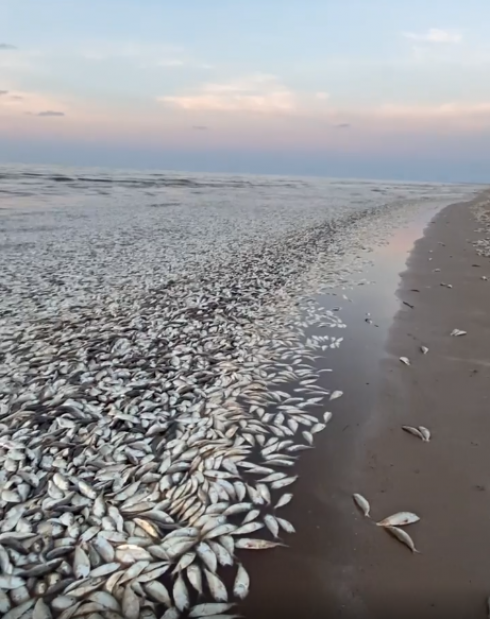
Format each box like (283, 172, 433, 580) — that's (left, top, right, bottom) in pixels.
(1, 0, 490, 181)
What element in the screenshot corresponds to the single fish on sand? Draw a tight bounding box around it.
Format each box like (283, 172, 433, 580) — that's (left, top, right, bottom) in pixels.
(353, 493, 370, 517)
(402, 426, 424, 441)
(386, 526, 420, 553)
(376, 512, 420, 527)
(450, 329, 467, 337)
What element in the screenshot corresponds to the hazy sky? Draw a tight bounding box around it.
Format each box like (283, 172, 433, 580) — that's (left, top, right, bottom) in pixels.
(1, 0, 490, 181)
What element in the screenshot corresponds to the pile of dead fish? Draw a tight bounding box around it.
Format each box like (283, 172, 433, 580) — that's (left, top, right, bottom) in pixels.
(0, 175, 479, 618)
(0, 208, 355, 617)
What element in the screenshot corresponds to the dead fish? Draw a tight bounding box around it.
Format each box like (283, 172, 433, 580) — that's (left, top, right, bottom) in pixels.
(242, 509, 260, 524)
(189, 603, 235, 617)
(418, 426, 431, 442)
(173, 574, 190, 612)
(353, 493, 370, 517)
(420, 346, 429, 355)
(270, 476, 297, 490)
(329, 390, 343, 401)
(386, 526, 420, 553)
(117, 560, 149, 585)
(450, 329, 467, 337)
(116, 545, 152, 564)
(263, 515, 279, 538)
(86, 591, 120, 612)
(399, 357, 410, 366)
(376, 512, 420, 527)
(143, 581, 171, 606)
(33, 598, 53, 619)
(196, 541, 218, 572)
(187, 564, 203, 595)
(0, 184, 365, 615)
(274, 493, 293, 509)
(122, 585, 140, 619)
(276, 516, 295, 534)
(402, 426, 424, 441)
(0, 575, 25, 590)
(323, 411, 332, 424)
(3, 599, 35, 619)
(204, 569, 228, 602)
(234, 538, 285, 550)
(73, 546, 91, 579)
(0, 590, 10, 614)
(233, 564, 250, 600)
(51, 597, 77, 613)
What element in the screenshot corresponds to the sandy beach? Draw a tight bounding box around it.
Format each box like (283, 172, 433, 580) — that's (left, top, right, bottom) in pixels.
(240, 190, 490, 619)
(352, 191, 490, 619)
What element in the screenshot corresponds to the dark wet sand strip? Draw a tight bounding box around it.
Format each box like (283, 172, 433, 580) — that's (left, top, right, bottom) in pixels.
(351, 191, 490, 619)
(241, 191, 490, 619)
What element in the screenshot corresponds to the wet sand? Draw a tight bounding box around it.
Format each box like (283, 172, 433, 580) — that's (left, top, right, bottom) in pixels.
(241, 191, 490, 619)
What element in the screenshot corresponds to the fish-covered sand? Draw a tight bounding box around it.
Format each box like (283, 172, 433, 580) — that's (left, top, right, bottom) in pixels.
(0, 165, 487, 618)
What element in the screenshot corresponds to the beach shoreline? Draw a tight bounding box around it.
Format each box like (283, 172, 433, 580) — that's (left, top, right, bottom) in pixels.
(240, 190, 490, 619)
(349, 190, 490, 619)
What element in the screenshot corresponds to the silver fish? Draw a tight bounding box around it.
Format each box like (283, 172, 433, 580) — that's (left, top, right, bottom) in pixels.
(450, 329, 467, 337)
(376, 512, 420, 527)
(122, 585, 140, 619)
(189, 603, 235, 617)
(233, 564, 250, 600)
(235, 538, 285, 550)
(353, 493, 370, 517)
(204, 569, 228, 602)
(402, 426, 424, 441)
(174, 574, 190, 612)
(274, 493, 293, 509)
(386, 526, 420, 553)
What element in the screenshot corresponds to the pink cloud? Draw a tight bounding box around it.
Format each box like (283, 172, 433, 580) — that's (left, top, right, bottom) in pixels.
(2, 80, 490, 157)
(0, 88, 67, 114)
(160, 74, 298, 114)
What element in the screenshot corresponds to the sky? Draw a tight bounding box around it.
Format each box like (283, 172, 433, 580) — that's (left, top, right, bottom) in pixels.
(1, 0, 490, 182)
